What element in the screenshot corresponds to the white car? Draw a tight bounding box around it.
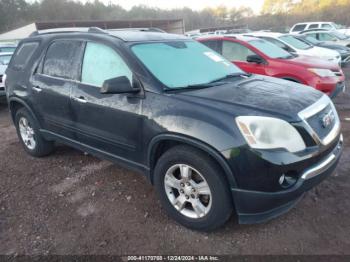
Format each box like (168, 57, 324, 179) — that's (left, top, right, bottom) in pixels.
(0, 52, 13, 98)
(289, 22, 350, 36)
(246, 32, 341, 65)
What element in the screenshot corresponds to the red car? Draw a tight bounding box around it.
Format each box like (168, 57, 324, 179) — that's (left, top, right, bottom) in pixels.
(198, 35, 345, 97)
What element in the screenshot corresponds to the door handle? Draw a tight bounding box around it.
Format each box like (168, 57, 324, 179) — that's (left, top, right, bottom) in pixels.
(73, 96, 87, 103)
(32, 86, 42, 92)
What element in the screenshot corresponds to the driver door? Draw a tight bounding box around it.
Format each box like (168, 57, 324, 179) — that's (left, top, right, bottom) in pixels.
(71, 41, 143, 162)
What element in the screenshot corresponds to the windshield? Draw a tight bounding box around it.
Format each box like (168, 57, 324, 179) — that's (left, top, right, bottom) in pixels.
(131, 41, 243, 89)
(279, 35, 312, 50)
(249, 39, 292, 59)
(331, 31, 348, 40)
(0, 55, 11, 65)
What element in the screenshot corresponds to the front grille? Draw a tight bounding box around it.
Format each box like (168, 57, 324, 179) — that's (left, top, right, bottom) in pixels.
(305, 104, 336, 140)
(298, 95, 340, 146)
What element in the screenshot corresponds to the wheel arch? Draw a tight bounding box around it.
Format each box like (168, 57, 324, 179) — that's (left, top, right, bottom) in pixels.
(8, 97, 40, 127)
(147, 134, 238, 189)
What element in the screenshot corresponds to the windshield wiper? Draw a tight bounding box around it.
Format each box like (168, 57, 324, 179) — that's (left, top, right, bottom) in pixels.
(164, 73, 251, 92)
(209, 72, 251, 83)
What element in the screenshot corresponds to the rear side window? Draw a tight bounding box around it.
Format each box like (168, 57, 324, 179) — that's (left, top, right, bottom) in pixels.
(42, 40, 84, 80)
(308, 24, 319, 29)
(201, 40, 222, 54)
(292, 24, 307, 32)
(10, 42, 38, 70)
(0, 47, 16, 53)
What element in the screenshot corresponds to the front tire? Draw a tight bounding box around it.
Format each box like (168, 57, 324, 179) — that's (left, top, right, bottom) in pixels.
(15, 108, 54, 157)
(154, 145, 233, 231)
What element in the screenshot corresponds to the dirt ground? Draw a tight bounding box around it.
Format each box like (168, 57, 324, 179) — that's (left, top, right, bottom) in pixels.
(0, 72, 350, 256)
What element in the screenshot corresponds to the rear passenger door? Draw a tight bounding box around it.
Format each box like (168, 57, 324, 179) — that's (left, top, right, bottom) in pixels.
(71, 41, 143, 162)
(31, 40, 85, 138)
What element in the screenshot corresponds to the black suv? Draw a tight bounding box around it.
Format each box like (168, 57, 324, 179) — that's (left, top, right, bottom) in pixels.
(5, 28, 343, 230)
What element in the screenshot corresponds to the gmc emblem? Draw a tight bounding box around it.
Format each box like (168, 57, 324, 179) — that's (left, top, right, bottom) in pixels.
(321, 110, 335, 128)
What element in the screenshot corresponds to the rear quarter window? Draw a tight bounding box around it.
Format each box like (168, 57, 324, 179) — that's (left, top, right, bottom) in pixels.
(9, 42, 39, 71)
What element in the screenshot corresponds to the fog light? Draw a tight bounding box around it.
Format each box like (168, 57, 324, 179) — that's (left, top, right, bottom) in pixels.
(279, 172, 298, 189)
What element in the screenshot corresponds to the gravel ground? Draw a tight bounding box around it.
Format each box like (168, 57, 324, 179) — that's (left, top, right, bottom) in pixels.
(0, 71, 350, 256)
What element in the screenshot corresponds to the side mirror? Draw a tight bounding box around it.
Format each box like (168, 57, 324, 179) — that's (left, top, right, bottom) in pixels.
(246, 54, 265, 64)
(100, 76, 140, 94)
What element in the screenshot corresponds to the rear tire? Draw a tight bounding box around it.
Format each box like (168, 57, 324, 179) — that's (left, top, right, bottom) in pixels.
(154, 145, 233, 231)
(14, 107, 54, 157)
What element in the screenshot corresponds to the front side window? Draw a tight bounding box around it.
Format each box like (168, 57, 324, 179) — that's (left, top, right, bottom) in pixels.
(42, 40, 84, 80)
(263, 37, 293, 52)
(279, 35, 312, 50)
(222, 41, 255, 61)
(249, 39, 291, 59)
(0, 55, 12, 65)
(308, 24, 319, 29)
(81, 42, 132, 87)
(318, 33, 337, 41)
(131, 41, 242, 89)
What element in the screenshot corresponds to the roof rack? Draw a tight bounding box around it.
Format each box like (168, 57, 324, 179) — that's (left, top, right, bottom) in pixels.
(107, 27, 166, 33)
(29, 27, 108, 37)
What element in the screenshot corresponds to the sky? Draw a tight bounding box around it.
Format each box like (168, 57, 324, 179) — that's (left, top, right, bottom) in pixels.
(85, 0, 265, 14)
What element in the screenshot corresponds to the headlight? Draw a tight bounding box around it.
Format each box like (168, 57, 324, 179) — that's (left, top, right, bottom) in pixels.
(236, 116, 306, 153)
(308, 68, 336, 77)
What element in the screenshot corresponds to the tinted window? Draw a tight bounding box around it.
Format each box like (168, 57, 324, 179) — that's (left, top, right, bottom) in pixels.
(308, 24, 319, 29)
(201, 40, 222, 54)
(43, 40, 84, 80)
(321, 23, 333, 29)
(279, 35, 312, 50)
(249, 40, 292, 59)
(292, 24, 307, 32)
(132, 41, 242, 89)
(81, 42, 132, 87)
(0, 47, 16, 53)
(0, 55, 12, 65)
(222, 41, 255, 61)
(10, 42, 38, 70)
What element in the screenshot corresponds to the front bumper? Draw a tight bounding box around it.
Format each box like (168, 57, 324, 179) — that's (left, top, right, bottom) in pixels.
(231, 135, 343, 224)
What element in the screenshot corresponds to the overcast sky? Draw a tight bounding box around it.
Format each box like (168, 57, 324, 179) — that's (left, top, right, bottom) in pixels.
(83, 0, 265, 13)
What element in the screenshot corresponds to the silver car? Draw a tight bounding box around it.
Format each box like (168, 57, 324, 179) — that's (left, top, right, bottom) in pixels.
(0, 52, 13, 99)
(300, 29, 350, 47)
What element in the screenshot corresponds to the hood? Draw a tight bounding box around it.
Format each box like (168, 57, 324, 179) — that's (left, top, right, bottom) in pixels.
(283, 54, 340, 70)
(176, 75, 323, 123)
(307, 46, 340, 58)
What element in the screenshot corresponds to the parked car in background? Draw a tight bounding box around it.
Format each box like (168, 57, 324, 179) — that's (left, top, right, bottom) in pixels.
(246, 32, 341, 65)
(0, 43, 17, 53)
(290, 22, 350, 35)
(0, 52, 13, 101)
(198, 35, 345, 97)
(294, 34, 350, 66)
(300, 29, 350, 47)
(5, 28, 343, 230)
